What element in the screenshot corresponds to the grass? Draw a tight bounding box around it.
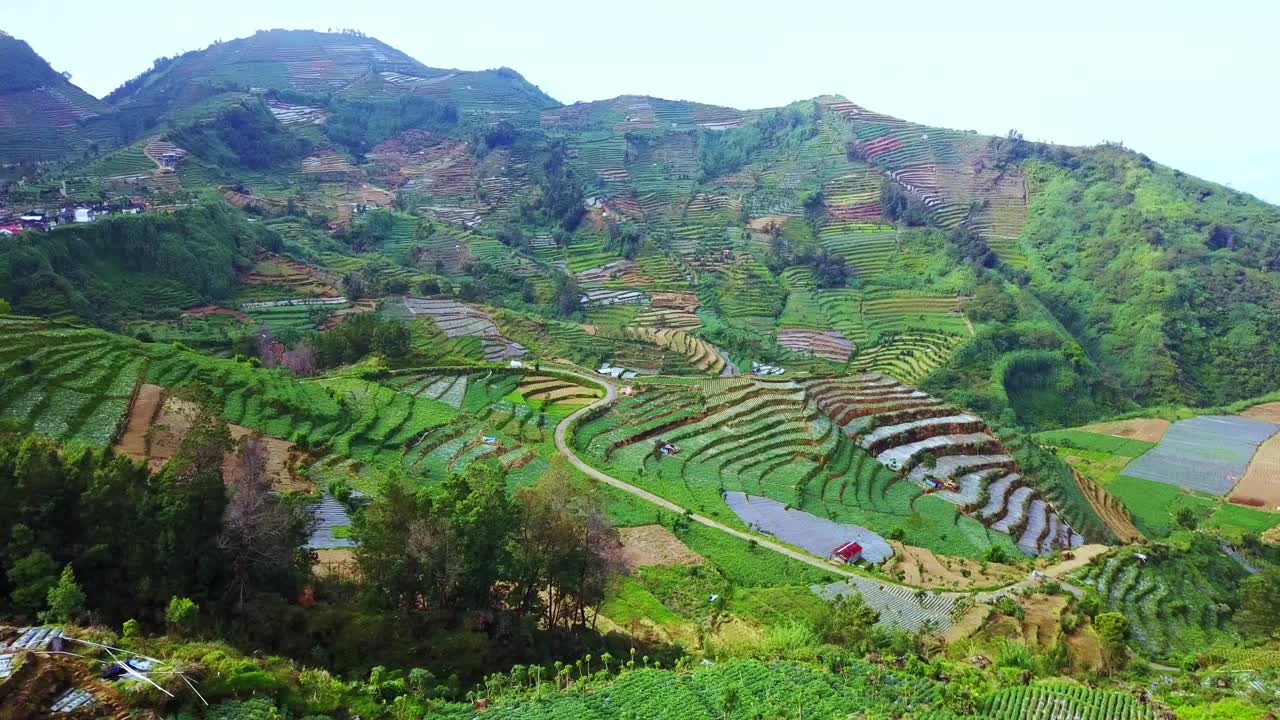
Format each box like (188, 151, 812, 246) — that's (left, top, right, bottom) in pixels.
(1034, 429, 1155, 457)
(1107, 475, 1279, 541)
(602, 576, 684, 626)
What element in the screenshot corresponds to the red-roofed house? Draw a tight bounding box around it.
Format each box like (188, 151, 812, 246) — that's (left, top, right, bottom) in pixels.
(830, 541, 863, 564)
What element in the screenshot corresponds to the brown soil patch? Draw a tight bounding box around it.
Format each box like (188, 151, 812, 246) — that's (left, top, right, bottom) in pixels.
(1042, 544, 1111, 578)
(314, 549, 359, 580)
(1229, 433, 1280, 512)
(618, 525, 702, 568)
(650, 292, 700, 312)
(942, 603, 992, 644)
(1078, 417, 1170, 444)
(1020, 594, 1067, 646)
(114, 387, 311, 491)
(1065, 625, 1103, 671)
(113, 383, 165, 462)
(884, 541, 1021, 591)
(181, 305, 250, 323)
(1071, 469, 1144, 543)
(1241, 401, 1280, 423)
(1260, 525, 1280, 544)
(747, 215, 790, 232)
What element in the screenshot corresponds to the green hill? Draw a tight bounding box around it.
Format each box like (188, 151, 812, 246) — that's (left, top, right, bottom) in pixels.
(0, 31, 121, 161)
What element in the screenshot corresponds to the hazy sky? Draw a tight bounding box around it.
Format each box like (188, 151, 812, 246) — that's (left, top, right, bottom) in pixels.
(6, 0, 1278, 202)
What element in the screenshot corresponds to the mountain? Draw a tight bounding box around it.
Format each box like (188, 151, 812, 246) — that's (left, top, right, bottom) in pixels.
(0, 30, 121, 161)
(103, 29, 559, 140)
(4, 29, 1280, 429)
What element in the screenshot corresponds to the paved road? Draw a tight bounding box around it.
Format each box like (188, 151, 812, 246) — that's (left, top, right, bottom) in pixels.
(550, 367, 1104, 623)
(553, 369, 874, 583)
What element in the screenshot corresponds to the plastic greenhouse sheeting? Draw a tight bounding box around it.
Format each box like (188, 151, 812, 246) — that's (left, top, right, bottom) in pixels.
(724, 492, 893, 563)
(1121, 415, 1279, 495)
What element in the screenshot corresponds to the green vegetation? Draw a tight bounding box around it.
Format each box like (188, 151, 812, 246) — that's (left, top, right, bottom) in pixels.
(0, 201, 268, 326)
(2, 25, 1280, 720)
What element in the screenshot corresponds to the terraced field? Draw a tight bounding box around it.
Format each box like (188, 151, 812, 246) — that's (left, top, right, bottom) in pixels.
(816, 223, 898, 280)
(847, 332, 967, 385)
(0, 317, 144, 447)
(861, 290, 969, 337)
(575, 374, 1028, 558)
(805, 373, 1082, 554)
(981, 684, 1153, 720)
(401, 297, 527, 361)
(620, 327, 735, 375)
(1072, 547, 1246, 658)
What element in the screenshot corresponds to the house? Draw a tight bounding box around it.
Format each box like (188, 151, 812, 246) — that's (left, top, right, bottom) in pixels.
(482, 436, 497, 445)
(1134, 553, 1148, 567)
(831, 541, 863, 564)
(0, 223, 22, 236)
(508, 360, 523, 369)
(924, 478, 941, 491)
(74, 208, 92, 223)
(619, 386, 635, 397)
(656, 440, 679, 456)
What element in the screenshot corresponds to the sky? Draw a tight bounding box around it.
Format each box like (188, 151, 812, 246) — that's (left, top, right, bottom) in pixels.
(5, 0, 1278, 203)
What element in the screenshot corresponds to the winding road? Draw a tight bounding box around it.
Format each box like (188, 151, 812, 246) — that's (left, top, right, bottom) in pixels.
(550, 367, 1102, 630)
(553, 370, 865, 582)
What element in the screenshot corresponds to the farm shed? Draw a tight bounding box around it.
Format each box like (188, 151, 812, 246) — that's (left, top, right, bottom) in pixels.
(831, 541, 863, 564)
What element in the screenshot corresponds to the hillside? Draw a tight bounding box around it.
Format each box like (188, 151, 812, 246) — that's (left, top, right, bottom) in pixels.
(104, 29, 559, 142)
(1, 26, 1280, 720)
(0, 31, 121, 161)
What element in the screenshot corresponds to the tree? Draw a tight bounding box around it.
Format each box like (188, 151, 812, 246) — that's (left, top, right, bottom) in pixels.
(218, 435, 312, 610)
(1094, 612, 1130, 672)
(814, 592, 880, 650)
(40, 564, 85, 624)
(165, 596, 199, 636)
(1236, 567, 1280, 638)
(146, 392, 231, 607)
(512, 459, 628, 630)
(552, 271, 582, 318)
(374, 321, 412, 360)
(7, 549, 58, 615)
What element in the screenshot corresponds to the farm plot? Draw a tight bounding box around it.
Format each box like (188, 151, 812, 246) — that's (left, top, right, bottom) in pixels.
(1072, 547, 1247, 658)
(1232, 432, 1280, 511)
(618, 525, 702, 568)
(846, 331, 966, 385)
(981, 684, 1154, 720)
(816, 223, 897, 280)
(515, 373, 602, 409)
(621, 327, 736, 375)
(582, 288, 649, 307)
(401, 297, 527, 361)
(804, 373, 1082, 555)
(384, 371, 470, 408)
(775, 328, 854, 362)
(0, 319, 144, 447)
(1077, 417, 1170, 444)
(811, 576, 959, 632)
(860, 290, 968, 337)
(1122, 415, 1280, 496)
(576, 375, 1025, 559)
(308, 494, 356, 549)
(633, 308, 702, 331)
(724, 492, 892, 563)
